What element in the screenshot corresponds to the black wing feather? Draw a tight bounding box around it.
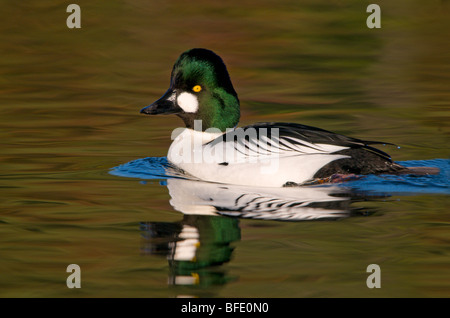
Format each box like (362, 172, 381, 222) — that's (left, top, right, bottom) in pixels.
(236, 122, 394, 160)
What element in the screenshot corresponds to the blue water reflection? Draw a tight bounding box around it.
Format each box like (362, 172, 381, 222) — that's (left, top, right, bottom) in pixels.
(111, 157, 449, 196)
(110, 157, 448, 288)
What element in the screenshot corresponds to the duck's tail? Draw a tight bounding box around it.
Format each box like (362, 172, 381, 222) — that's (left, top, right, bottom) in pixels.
(395, 166, 440, 176)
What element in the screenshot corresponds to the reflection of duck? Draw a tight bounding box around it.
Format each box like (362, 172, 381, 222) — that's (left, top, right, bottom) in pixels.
(141, 214, 240, 288)
(167, 178, 353, 221)
(141, 177, 380, 289)
(114, 155, 448, 293)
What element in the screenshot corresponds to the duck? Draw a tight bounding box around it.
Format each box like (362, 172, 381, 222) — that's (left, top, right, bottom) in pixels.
(140, 48, 433, 187)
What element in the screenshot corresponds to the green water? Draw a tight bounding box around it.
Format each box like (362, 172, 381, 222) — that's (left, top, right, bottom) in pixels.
(1, 1, 449, 298)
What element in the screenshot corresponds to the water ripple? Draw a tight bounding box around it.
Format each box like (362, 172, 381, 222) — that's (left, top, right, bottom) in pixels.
(110, 158, 450, 195)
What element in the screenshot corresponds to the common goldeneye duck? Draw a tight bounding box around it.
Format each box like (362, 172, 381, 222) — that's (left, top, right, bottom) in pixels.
(140, 48, 433, 187)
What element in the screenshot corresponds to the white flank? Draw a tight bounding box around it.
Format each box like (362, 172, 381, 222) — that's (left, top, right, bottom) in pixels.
(167, 127, 351, 187)
(177, 92, 199, 113)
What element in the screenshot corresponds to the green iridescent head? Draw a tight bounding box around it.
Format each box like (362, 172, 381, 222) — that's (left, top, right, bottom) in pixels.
(141, 48, 240, 131)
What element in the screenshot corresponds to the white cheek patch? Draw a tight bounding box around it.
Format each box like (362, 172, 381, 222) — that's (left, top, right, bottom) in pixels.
(177, 92, 199, 113)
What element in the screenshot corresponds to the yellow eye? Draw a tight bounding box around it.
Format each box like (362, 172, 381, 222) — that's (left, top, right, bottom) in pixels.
(192, 85, 202, 92)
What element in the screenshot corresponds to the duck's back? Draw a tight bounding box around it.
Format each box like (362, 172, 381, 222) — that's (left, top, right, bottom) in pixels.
(167, 122, 414, 187)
